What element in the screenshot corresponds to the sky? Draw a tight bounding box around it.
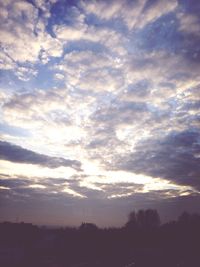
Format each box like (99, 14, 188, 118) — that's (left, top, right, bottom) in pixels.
(0, 0, 200, 227)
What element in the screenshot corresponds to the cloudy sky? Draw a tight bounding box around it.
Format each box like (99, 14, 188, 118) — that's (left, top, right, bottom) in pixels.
(0, 0, 200, 227)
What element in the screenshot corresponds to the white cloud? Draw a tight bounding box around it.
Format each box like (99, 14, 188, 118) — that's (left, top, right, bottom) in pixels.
(133, 0, 178, 29)
(0, 160, 76, 180)
(177, 12, 200, 37)
(54, 50, 125, 92)
(81, 0, 178, 30)
(54, 21, 126, 55)
(15, 66, 38, 81)
(54, 73, 65, 80)
(0, 0, 63, 73)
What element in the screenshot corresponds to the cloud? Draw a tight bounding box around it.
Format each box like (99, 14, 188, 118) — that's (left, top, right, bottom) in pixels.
(1, 173, 198, 226)
(2, 89, 73, 128)
(177, 13, 200, 37)
(113, 130, 200, 190)
(176, 0, 200, 37)
(54, 23, 126, 56)
(81, 0, 178, 30)
(1, 0, 200, 225)
(0, 172, 193, 210)
(0, 0, 63, 79)
(54, 50, 124, 92)
(0, 141, 82, 170)
(0, 176, 30, 189)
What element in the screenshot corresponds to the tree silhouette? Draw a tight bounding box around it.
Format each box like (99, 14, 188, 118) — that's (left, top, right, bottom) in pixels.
(143, 209, 160, 228)
(125, 210, 137, 228)
(79, 222, 98, 232)
(125, 209, 160, 229)
(1, 210, 200, 267)
(178, 211, 191, 225)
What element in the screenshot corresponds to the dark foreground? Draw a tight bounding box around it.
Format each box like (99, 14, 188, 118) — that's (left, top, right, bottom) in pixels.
(0, 211, 200, 267)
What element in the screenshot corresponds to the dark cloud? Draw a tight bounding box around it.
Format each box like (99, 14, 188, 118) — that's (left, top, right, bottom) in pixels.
(69, 178, 144, 199)
(86, 138, 110, 149)
(92, 100, 149, 125)
(183, 101, 200, 112)
(127, 79, 151, 98)
(0, 176, 72, 204)
(0, 141, 82, 170)
(0, 178, 30, 188)
(178, 0, 200, 15)
(134, 1, 200, 64)
(114, 130, 200, 189)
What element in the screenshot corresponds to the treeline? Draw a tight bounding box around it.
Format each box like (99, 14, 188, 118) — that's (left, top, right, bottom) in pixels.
(0, 209, 200, 267)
